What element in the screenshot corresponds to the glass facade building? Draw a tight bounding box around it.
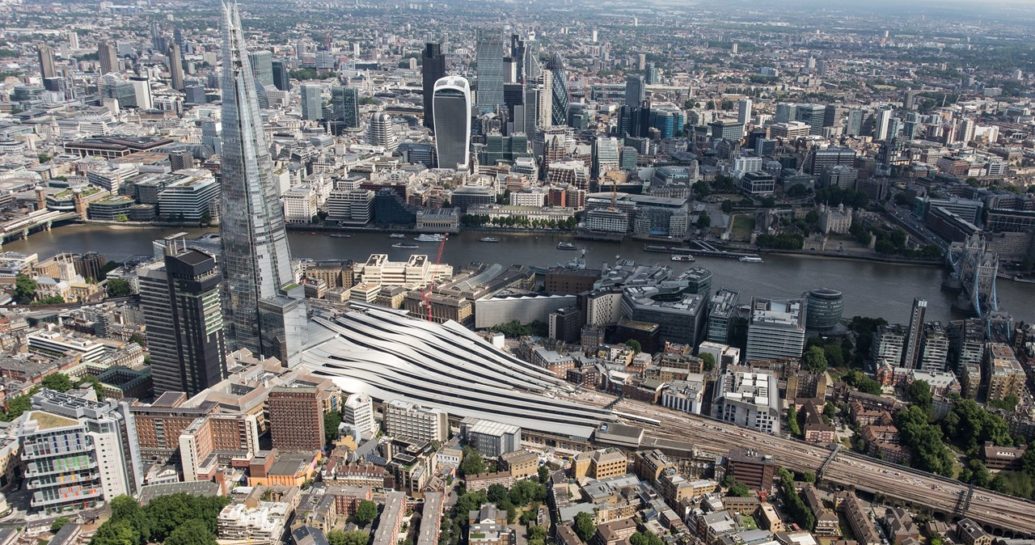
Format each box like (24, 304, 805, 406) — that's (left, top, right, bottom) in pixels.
(331, 86, 360, 133)
(422, 43, 446, 131)
(248, 50, 274, 87)
(433, 76, 472, 170)
(475, 29, 505, 114)
(301, 83, 323, 121)
(547, 55, 569, 126)
(218, 2, 306, 366)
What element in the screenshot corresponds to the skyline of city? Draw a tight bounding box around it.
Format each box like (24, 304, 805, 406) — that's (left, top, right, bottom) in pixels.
(0, 0, 1034, 543)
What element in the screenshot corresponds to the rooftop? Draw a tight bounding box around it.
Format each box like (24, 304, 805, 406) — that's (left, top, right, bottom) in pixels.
(26, 410, 80, 431)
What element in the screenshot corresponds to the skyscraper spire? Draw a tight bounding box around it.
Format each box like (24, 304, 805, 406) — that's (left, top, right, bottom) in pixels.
(219, 1, 307, 366)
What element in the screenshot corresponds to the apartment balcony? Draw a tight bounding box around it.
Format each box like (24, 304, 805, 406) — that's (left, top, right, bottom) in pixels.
(31, 486, 104, 509)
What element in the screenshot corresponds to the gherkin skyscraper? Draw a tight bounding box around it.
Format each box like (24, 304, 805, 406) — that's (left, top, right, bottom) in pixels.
(547, 54, 569, 127)
(218, 2, 307, 366)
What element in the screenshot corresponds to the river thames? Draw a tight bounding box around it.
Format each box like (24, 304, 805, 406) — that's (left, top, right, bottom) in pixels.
(7, 224, 1035, 323)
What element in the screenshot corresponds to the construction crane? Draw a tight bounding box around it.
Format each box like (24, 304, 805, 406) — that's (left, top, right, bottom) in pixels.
(420, 235, 448, 322)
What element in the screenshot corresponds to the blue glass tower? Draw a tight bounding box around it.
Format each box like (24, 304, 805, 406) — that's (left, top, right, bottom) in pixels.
(218, 2, 306, 366)
(547, 55, 568, 126)
(475, 29, 505, 114)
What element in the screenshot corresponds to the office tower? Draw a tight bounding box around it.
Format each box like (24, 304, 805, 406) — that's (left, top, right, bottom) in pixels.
(139, 239, 226, 396)
(823, 104, 842, 129)
(547, 55, 569, 126)
(523, 35, 540, 83)
(169, 149, 194, 171)
(168, 43, 185, 91)
(592, 136, 620, 180)
(475, 28, 505, 114)
(248, 50, 274, 87)
(503, 56, 518, 83)
(887, 118, 902, 141)
(219, 2, 307, 366)
(301, 83, 323, 121)
(37, 44, 55, 79)
(98, 40, 118, 74)
(268, 386, 325, 452)
(503, 82, 524, 133)
(330, 86, 360, 133)
(775, 102, 796, 124)
(644, 62, 659, 84)
(846, 109, 865, 137)
(421, 43, 446, 131)
(737, 98, 752, 126)
(433, 76, 472, 171)
(510, 34, 526, 82)
(538, 71, 553, 129)
(745, 298, 807, 362)
(523, 83, 540, 142)
(184, 83, 205, 105)
(805, 288, 843, 331)
(902, 298, 927, 369)
(625, 74, 645, 108)
(960, 118, 976, 144)
(903, 113, 922, 140)
(794, 103, 826, 136)
(272, 59, 290, 91)
(128, 76, 153, 110)
(368, 112, 398, 151)
(343, 393, 376, 440)
(383, 399, 449, 443)
(18, 389, 143, 513)
(875, 107, 893, 141)
(150, 20, 164, 52)
(42, 73, 64, 94)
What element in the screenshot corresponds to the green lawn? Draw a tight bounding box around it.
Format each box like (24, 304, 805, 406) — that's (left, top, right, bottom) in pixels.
(731, 215, 756, 240)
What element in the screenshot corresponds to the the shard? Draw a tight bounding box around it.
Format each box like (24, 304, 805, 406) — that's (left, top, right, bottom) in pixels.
(218, 2, 306, 366)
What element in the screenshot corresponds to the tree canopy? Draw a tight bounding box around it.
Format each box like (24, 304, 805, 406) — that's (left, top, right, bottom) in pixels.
(353, 500, 378, 526)
(802, 346, 828, 373)
(460, 447, 486, 476)
(573, 512, 596, 542)
(630, 531, 664, 545)
(907, 380, 933, 412)
(106, 278, 133, 297)
(41, 373, 73, 393)
(329, 530, 370, 545)
(325, 411, 342, 444)
(90, 494, 229, 545)
(896, 406, 955, 477)
(942, 398, 1014, 455)
(164, 520, 217, 545)
(699, 352, 715, 372)
(14, 274, 37, 304)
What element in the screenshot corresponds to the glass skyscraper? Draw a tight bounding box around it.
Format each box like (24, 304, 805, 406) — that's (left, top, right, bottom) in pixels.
(218, 2, 306, 366)
(433, 76, 472, 171)
(331, 86, 360, 133)
(248, 50, 274, 87)
(625, 74, 644, 107)
(547, 55, 569, 126)
(301, 83, 323, 121)
(475, 29, 504, 114)
(422, 43, 446, 131)
(272, 59, 290, 91)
